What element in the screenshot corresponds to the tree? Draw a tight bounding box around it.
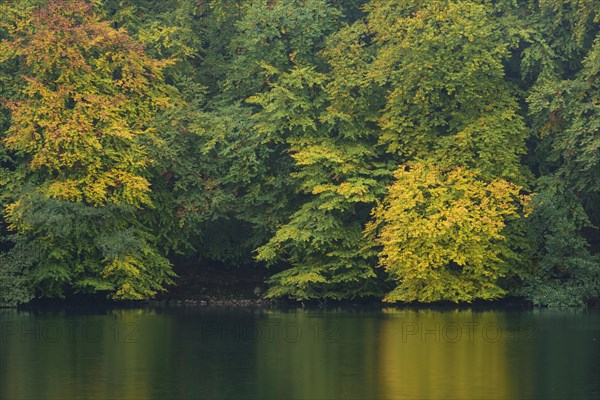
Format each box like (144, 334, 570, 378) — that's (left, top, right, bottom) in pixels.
(364, 0, 528, 182)
(0, 0, 597, 306)
(520, 178, 600, 307)
(0, 0, 175, 300)
(347, 0, 532, 302)
(508, 1, 600, 306)
(251, 63, 385, 300)
(367, 161, 528, 303)
(522, 33, 600, 306)
(219, 0, 342, 101)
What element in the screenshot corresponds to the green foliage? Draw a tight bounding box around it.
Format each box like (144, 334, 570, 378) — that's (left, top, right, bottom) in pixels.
(513, 0, 599, 83)
(95, 0, 204, 62)
(364, 0, 529, 182)
(0, 0, 598, 306)
(521, 5, 600, 306)
(0, 246, 33, 306)
(2, 194, 173, 300)
(528, 35, 600, 193)
(220, 0, 342, 100)
(147, 89, 295, 264)
(145, 0, 342, 268)
(251, 65, 383, 300)
(519, 180, 600, 307)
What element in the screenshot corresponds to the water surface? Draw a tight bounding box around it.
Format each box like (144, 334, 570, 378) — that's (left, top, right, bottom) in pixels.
(1, 306, 598, 399)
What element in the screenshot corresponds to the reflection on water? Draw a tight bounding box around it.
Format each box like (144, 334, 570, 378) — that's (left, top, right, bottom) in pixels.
(0, 307, 598, 399)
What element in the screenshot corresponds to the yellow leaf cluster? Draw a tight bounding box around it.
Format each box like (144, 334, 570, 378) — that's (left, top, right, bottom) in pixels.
(367, 161, 527, 302)
(1, 0, 171, 208)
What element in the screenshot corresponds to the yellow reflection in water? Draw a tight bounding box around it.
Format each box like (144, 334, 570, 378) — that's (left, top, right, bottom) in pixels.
(0, 309, 171, 400)
(377, 309, 516, 399)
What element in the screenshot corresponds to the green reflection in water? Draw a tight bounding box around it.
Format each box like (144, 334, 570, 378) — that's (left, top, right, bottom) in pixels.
(0, 307, 598, 399)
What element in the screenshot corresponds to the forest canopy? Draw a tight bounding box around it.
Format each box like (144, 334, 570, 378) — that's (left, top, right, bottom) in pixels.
(0, 0, 599, 307)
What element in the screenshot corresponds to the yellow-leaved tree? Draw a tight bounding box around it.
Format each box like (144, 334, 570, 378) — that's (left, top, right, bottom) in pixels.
(367, 161, 529, 303)
(1, 0, 172, 207)
(0, 0, 175, 300)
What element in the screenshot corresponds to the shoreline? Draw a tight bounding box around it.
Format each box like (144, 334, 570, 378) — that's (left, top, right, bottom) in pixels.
(4, 265, 598, 310)
(6, 295, 599, 310)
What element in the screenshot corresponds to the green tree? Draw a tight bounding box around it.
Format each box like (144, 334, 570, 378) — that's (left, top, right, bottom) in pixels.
(522, 33, 600, 306)
(520, 178, 600, 307)
(158, 0, 348, 271)
(220, 0, 342, 100)
(248, 3, 389, 300)
(503, 0, 600, 306)
(364, 0, 528, 181)
(251, 65, 385, 300)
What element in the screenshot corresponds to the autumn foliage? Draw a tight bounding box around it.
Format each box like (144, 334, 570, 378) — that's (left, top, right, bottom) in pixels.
(0, 0, 175, 301)
(2, 0, 171, 207)
(367, 162, 528, 302)
(0, 0, 598, 306)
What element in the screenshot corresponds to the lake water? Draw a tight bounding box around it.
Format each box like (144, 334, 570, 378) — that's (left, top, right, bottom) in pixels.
(0, 306, 598, 399)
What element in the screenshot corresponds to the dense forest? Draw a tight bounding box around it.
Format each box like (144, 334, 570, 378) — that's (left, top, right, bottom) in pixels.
(0, 0, 598, 307)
